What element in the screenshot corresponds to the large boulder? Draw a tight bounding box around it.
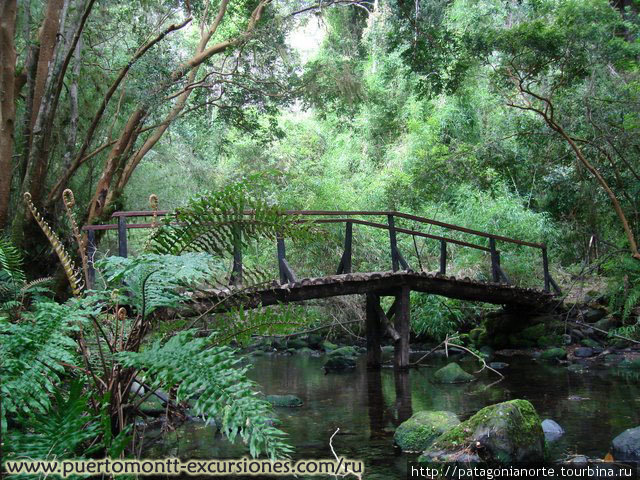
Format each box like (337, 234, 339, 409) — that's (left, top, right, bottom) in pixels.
(266, 395, 303, 407)
(433, 363, 475, 384)
(327, 346, 358, 358)
(540, 348, 567, 361)
(323, 355, 356, 372)
(611, 426, 640, 462)
(286, 338, 308, 350)
(420, 400, 544, 463)
(394, 411, 460, 452)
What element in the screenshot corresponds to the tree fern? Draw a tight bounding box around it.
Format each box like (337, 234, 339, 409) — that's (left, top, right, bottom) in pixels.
(118, 330, 293, 459)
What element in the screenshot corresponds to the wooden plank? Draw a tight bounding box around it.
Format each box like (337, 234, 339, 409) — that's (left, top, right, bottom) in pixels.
(118, 216, 128, 258)
(280, 258, 298, 283)
(373, 300, 400, 342)
(343, 221, 352, 274)
(440, 240, 447, 275)
(394, 286, 410, 369)
(194, 272, 555, 312)
(309, 218, 491, 252)
(87, 229, 96, 289)
(388, 215, 399, 272)
(230, 224, 242, 286)
(542, 246, 550, 292)
(366, 293, 382, 369)
(277, 236, 287, 284)
(489, 238, 500, 283)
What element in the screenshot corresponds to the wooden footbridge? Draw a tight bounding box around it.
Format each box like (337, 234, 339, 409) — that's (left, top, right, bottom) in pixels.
(83, 210, 561, 369)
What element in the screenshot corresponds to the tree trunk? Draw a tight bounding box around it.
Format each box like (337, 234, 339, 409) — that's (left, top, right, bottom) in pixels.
(0, 0, 17, 229)
(552, 120, 640, 260)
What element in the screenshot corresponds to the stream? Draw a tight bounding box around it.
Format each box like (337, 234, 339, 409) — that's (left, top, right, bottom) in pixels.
(145, 352, 640, 479)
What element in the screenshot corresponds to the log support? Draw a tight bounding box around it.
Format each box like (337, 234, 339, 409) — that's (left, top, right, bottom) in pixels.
(365, 286, 411, 370)
(118, 216, 128, 257)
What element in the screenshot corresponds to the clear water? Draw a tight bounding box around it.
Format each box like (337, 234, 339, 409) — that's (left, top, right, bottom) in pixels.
(145, 352, 640, 479)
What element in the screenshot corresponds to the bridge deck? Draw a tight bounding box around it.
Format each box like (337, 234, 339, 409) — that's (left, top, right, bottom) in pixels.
(194, 270, 554, 312)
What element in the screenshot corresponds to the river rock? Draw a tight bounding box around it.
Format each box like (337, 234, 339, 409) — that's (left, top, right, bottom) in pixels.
(322, 340, 338, 352)
(327, 346, 358, 358)
(323, 355, 356, 372)
(286, 338, 308, 349)
(541, 419, 565, 442)
(298, 347, 315, 355)
(580, 338, 600, 348)
(394, 411, 460, 452)
(584, 308, 607, 323)
(573, 347, 594, 358)
(266, 395, 303, 407)
(433, 363, 474, 384)
(611, 426, 640, 462)
(540, 348, 567, 361)
(306, 334, 324, 349)
(419, 399, 544, 463)
(489, 362, 509, 370)
(619, 358, 640, 369)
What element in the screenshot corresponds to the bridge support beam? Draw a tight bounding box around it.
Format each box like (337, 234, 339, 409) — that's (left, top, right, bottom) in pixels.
(365, 287, 410, 370)
(394, 286, 410, 370)
(365, 293, 383, 369)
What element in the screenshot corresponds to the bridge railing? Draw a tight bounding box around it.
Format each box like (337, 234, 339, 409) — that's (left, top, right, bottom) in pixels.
(82, 210, 561, 294)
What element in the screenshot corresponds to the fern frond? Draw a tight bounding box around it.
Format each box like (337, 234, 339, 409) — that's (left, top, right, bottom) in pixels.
(118, 330, 293, 459)
(23, 192, 84, 296)
(0, 235, 26, 286)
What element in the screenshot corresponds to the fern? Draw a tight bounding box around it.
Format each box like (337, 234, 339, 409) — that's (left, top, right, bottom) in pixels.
(96, 253, 223, 318)
(0, 235, 26, 286)
(5, 380, 101, 461)
(118, 330, 293, 459)
(607, 256, 640, 322)
(0, 300, 93, 422)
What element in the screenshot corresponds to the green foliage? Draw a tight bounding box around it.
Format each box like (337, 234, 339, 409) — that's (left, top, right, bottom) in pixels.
(118, 330, 292, 459)
(410, 293, 466, 341)
(606, 255, 640, 324)
(6, 380, 102, 461)
(96, 252, 221, 318)
(0, 301, 87, 420)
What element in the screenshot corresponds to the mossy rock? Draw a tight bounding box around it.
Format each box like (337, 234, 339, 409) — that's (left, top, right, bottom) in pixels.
(619, 358, 640, 370)
(433, 363, 474, 384)
(266, 394, 303, 407)
(537, 335, 562, 348)
(298, 347, 315, 355)
(420, 399, 544, 463)
(469, 328, 488, 345)
(323, 355, 357, 372)
(306, 334, 324, 349)
(322, 340, 338, 352)
(286, 338, 308, 349)
(580, 338, 600, 348)
(394, 411, 460, 452)
(521, 324, 546, 341)
(611, 338, 632, 349)
(594, 316, 619, 331)
(540, 348, 567, 361)
(327, 346, 358, 358)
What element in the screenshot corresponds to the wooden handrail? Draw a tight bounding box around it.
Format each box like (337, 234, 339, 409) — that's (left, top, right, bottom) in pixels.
(107, 209, 543, 249)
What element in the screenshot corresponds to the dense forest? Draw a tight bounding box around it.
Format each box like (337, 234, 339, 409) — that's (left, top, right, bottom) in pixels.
(1, 0, 640, 477)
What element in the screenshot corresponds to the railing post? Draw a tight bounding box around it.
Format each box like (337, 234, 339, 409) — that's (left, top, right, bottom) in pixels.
(542, 245, 550, 292)
(341, 221, 353, 274)
(440, 240, 447, 275)
(118, 216, 128, 258)
(489, 237, 500, 282)
(87, 229, 96, 289)
(277, 234, 287, 284)
(388, 214, 399, 272)
(231, 223, 242, 286)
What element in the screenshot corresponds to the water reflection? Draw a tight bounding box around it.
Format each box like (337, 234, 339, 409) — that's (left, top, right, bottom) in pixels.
(145, 353, 640, 479)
